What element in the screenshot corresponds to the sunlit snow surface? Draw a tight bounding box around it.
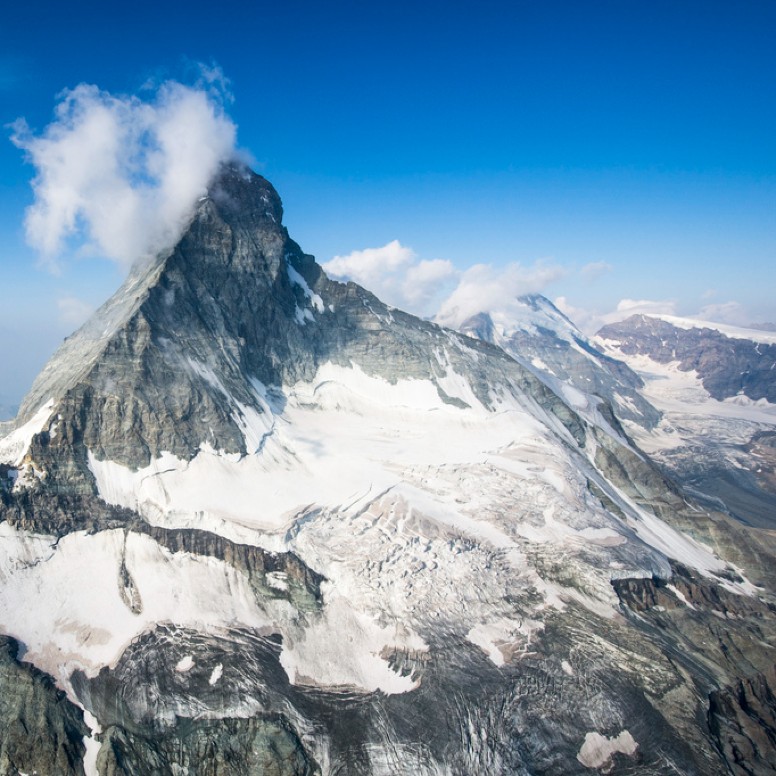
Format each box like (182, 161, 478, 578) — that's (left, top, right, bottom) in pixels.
(0, 399, 54, 466)
(596, 342, 776, 480)
(643, 314, 776, 345)
(37, 361, 734, 695)
(0, 522, 285, 690)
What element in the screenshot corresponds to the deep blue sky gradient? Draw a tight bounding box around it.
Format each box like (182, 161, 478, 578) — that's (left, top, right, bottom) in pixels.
(1, 0, 775, 408)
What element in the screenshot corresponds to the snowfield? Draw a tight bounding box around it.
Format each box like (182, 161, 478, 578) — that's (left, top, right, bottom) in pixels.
(0, 359, 717, 696)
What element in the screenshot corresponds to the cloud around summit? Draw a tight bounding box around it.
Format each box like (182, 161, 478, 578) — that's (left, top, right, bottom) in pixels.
(11, 66, 237, 270)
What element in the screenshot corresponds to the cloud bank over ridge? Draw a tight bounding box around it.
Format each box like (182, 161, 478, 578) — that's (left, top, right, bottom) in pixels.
(323, 240, 457, 318)
(323, 240, 569, 326)
(11, 68, 237, 269)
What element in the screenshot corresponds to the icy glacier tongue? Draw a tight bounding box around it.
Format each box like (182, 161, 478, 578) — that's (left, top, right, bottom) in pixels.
(597, 313, 776, 531)
(1, 164, 776, 775)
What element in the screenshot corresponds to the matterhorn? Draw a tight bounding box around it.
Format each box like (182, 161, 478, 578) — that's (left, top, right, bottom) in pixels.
(1, 163, 774, 775)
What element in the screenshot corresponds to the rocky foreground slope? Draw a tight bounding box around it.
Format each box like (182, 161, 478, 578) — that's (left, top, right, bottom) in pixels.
(1, 164, 776, 775)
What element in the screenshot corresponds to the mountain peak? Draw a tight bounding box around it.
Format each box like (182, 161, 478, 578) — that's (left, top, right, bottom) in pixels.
(3, 166, 775, 776)
(13, 165, 585, 492)
(205, 161, 284, 227)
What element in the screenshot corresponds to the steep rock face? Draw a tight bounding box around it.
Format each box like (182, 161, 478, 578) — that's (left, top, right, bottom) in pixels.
(1, 163, 776, 774)
(709, 665, 776, 776)
(15, 167, 583, 495)
(0, 637, 87, 775)
(614, 564, 776, 775)
(97, 717, 316, 776)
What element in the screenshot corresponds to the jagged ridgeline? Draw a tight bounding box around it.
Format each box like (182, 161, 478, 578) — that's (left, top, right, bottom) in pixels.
(1, 162, 776, 775)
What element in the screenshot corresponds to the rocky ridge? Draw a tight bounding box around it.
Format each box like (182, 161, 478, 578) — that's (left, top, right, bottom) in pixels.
(0, 164, 775, 774)
(598, 314, 776, 403)
(597, 314, 776, 531)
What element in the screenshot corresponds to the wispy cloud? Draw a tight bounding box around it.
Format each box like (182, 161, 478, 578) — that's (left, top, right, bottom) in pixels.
(435, 261, 566, 329)
(323, 240, 457, 317)
(555, 295, 756, 335)
(11, 65, 237, 270)
(579, 261, 612, 282)
(323, 240, 567, 325)
(697, 300, 746, 325)
(608, 298, 678, 318)
(554, 297, 679, 334)
(57, 295, 94, 326)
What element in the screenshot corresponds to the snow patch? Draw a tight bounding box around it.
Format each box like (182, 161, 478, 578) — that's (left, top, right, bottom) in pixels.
(175, 655, 195, 672)
(208, 663, 224, 685)
(0, 526, 284, 689)
(645, 314, 776, 345)
(666, 584, 695, 609)
(82, 709, 102, 776)
(0, 399, 54, 466)
(279, 588, 427, 695)
(466, 617, 541, 666)
(288, 264, 325, 313)
(266, 571, 289, 591)
(577, 730, 638, 769)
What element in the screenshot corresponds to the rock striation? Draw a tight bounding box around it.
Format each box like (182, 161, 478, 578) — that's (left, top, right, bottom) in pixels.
(0, 636, 87, 775)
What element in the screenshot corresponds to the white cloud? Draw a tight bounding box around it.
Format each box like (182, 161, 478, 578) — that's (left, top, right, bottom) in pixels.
(434, 261, 566, 329)
(324, 243, 565, 325)
(554, 296, 601, 333)
(402, 259, 458, 308)
(11, 67, 237, 270)
(552, 297, 679, 335)
(57, 295, 94, 326)
(697, 300, 747, 325)
(324, 240, 414, 286)
(323, 240, 457, 317)
(553, 295, 755, 336)
(579, 261, 612, 281)
(610, 298, 678, 318)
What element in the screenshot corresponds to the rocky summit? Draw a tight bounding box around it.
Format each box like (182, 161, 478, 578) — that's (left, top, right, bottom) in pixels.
(1, 163, 776, 775)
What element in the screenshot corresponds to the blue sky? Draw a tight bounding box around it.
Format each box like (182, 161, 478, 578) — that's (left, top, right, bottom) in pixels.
(1, 0, 775, 411)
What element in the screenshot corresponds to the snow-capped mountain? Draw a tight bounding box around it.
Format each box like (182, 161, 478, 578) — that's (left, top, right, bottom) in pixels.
(1, 164, 776, 775)
(456, 295, 661, 430)
(597, 314, 776, 531)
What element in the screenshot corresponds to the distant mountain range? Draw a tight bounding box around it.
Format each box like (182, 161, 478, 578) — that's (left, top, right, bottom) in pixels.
(1, 163, 775, 775)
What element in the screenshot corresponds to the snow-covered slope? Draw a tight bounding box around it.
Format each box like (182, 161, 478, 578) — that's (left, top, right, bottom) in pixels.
(454, 295, 661, 430)
(637, 313, 776, 345)
(597, 314, 776, 530)
(1, 166, 776, 775)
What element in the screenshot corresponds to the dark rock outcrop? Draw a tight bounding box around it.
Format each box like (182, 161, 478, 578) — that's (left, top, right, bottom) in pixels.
(96, 716, 317, 776)
(598, 315, 776, 403)
(0, 637, 87, 775)
(709, 665, 776, 775)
